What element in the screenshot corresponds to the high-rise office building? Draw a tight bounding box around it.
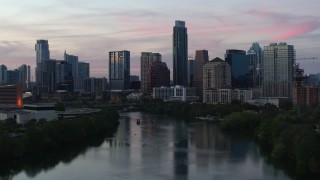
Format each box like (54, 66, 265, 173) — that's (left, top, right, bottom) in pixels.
(225, 49, 250, 88)
(194, 50, 209, 100)
(140, 52, 161, 94)
(78, 62, 90, 91)
(146, 62, 170, 95)
(64, 51, 79, 90)
(35, 40, 50, 86)
(18, 64, 31, 91)
(56, 61, 73, 91)
(263, 43, 295, 98)
(173, 20, 188, 86)
(130, 75, 139, 82)
(0, 65, 7, 85)
(6, 69, 20, 85)
(84, 77, 108, 93)
(187, 57, 195, 87)
(203, 57, 231, 91)
(247, 43, 263, 87)
(109, 50, 130, 90)
(40, 59, 57, 92)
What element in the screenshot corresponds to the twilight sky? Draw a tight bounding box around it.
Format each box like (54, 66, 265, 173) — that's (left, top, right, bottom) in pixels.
(1, 0, 320, 80)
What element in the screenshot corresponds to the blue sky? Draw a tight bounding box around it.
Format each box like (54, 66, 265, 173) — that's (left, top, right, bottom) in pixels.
(1, 0, 320, 79)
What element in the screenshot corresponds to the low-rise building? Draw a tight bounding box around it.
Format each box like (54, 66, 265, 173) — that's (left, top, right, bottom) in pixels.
(0, 84, 23, 106)
(203, 89, 252, 104)
(0, 104, 57, 124)
(153, 86, 199, 102)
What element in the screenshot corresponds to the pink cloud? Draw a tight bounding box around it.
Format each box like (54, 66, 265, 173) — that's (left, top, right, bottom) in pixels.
(272, 21, 319, 42)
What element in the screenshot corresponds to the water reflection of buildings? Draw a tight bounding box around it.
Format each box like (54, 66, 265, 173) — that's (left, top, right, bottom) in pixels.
(190, 122, 231, 169)
(105, 115, 132, 169)
(174, 122, 189, 179)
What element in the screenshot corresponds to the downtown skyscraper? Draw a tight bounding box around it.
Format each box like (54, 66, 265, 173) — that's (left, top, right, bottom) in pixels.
(140, 52, 161, 94)
(194, 50, 209, 99)
(173, 20, 188, 87)
(109, 50, 130, 90)
(64, 51, 79, 90)
(35, 40, 50, 86)
(263, 43, 295, 98)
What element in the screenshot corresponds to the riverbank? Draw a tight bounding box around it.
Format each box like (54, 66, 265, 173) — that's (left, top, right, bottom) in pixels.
(145, 102, 320, 176)
(0, 107, 119, 162)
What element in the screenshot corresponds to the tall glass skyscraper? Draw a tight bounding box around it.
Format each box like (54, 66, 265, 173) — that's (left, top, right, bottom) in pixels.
(64, 51, 79, 90)
(173, 20, 188, 86)
(0, 65, 7, 84)
(225, 49, 250, 88)
(35, 40, 50, 86)
(263, 43, 295, 98)
(56, 61, 73, 91)
(247, 42, 263, 87)
(78, 62, 90, 91)
(140, 52, 161, 94)
(18, 64, 31, 92)
(109, 50, 130, 90)
(187, 57, 195, 87)
(194, 50, 209, 99)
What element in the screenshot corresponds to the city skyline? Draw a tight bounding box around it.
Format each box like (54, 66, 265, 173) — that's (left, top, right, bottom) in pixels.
(1, 0, 320, 78)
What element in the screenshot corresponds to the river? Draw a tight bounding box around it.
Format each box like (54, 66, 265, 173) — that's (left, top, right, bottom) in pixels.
(7, 112, 292, 180)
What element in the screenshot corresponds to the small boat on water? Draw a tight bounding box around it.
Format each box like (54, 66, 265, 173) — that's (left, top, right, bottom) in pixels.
(136, 119, 141, 125)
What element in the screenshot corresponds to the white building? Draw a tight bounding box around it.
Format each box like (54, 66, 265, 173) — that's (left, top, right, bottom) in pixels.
(203, 89, 252, 104)
(127, 93, 143, 101)
(0, 104, 58, 124)
(153, 85, 199, 102)
(263, 43, 295, 98)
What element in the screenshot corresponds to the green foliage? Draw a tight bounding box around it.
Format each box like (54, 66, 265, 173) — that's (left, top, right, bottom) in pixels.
(312, 106, 320, 123)
(55, 102, 65, 111)
(0, 107, 119, 162)
(258, 109, 320, 175)
(145, 102, 261, 120)
(220, 111, 260, 132)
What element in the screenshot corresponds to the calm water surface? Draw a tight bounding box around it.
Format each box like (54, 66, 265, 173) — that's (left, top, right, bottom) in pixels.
(11, 112, 292, 180)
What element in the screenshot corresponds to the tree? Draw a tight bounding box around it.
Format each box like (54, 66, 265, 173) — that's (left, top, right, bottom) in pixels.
(55, 102, 65, 111)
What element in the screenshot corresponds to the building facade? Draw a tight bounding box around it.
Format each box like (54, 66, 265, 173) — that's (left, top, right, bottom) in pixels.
(109, 51, 130, 90)
(187, 57, 195, 87)
(140, 52, 161, 94)
(147, 62, 170, 95)
(173, 20, 188, 87)
(18, 64, 31, 92)
(153, 85, 198, 102)
(225, 49, 250, 88)
(56, 61, 73, 91)
(6, 69, 20, 85)
(40, 59, 57, 92)
(204, 89, 252, 104)
(64, 51, 79, 90)
(194, 50, 209, 100)
(84, 77, 108, 93)
(78, 62, 90, 91)
(203, 57, 231, 92)
(247, 42, 263, 87)
(35, 40, 50, 86)
(263, 43, 295, 98)
(0, 84, 23, 106)
(0, 65, 7, 85)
